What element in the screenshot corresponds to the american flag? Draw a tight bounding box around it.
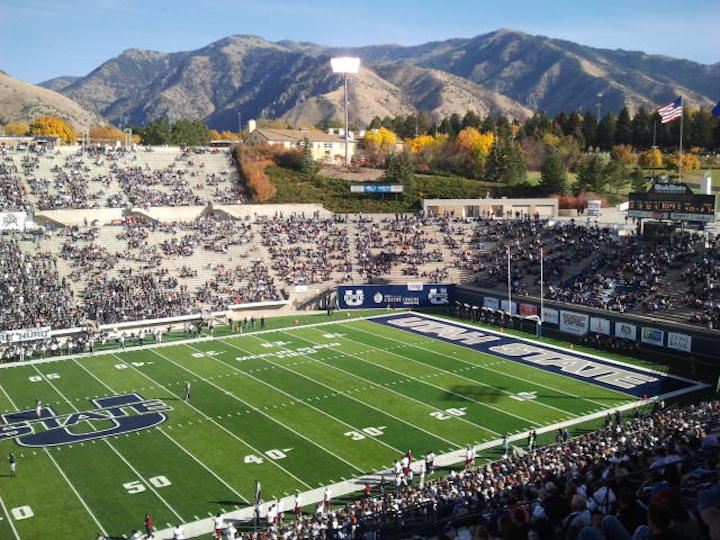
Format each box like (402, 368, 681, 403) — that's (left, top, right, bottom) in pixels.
(658, 97, 683, 124)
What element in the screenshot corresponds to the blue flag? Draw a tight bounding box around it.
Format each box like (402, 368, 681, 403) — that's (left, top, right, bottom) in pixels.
(712, 101, 720, 117)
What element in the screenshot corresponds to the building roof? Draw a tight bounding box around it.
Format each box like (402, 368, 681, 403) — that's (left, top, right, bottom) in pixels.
(251, 128, 361, 144)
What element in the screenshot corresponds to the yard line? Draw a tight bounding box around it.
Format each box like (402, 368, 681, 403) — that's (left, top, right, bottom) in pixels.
(231, 333, 498, 440)
(0, 383, 107, 537)
(338, 323, 583, 418)
(0, 492, 20, 540)
(109, 353, 313, 490)
(147, 348, 368, 475)
(281, 328, 537, 429)
(72, 357, 250, 505)
(348, 320, 625, 410)
(27, 364, 184, 523)
(215, 336, 461, 451)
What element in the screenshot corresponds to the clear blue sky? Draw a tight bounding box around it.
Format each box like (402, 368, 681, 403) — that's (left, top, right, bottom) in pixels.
(1, 0, 718, 84)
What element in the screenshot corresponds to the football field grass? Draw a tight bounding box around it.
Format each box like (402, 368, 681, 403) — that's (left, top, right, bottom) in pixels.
(0, 312, 704, 539)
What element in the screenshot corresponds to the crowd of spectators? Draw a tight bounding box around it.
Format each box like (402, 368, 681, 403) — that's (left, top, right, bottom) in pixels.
(240, 399, 719, 540)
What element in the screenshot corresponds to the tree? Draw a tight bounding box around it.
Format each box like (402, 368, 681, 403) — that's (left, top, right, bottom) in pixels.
(596, 114, 616, 150)
(28, 116, 77, 143)
(638, 148, 663, 168)
(141, 118, 171, 145)
(456, 128, 494, 156)
(298, 137, 319, 176)
(408, 135, 439, 153)
(2, 122, 29, 136)
(538, 149, 567, 195)
(580, 111, 598, 149)
(610, 145, 638, 165)
(169, 119, 211, 146)
(462, 111, 482, 129)
(615, 107, 632, 145)
(631, 107, 652, 147)
(574, 154, 608, 193)
(383, 150, 414, 183)
(367, 117, 382, 130)
(363, 127, 397, 153)
(604, 160, 630, 197)
(629, 167, 647, 192)
(89, 125, 125, 143)
(485, 136, 526, 184)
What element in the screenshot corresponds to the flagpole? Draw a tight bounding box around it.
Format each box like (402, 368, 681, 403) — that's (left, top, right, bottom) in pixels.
(679, 96, 684, 182)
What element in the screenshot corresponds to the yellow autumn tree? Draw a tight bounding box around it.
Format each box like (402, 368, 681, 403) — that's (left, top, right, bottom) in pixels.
(456, 128, 494, 156)
(28, 116, 77, 143)
(610, 145, 638, 165)
(89, 125, 124, 142)
(364, 127, 397, 152)
(664, 153, 700, 171)
(638, 148, 662, 168)
(407, 135, 437, 153)
(3, 122, 29, 136)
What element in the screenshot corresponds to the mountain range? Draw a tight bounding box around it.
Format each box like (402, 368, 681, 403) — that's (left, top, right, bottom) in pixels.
(26, 29, 720, 131)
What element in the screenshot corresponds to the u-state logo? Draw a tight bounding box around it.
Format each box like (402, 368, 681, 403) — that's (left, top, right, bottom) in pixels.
(0, 393, 171, 447)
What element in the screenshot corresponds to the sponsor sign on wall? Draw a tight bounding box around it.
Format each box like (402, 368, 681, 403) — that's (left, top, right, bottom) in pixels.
(519, 304, 538, 317)
(542, 308, 559, 325)
(500, 300, 517, 315)
(483, 297, 500, 310)
(559, 311, 589, 336)
(337, 284, 453, 309)
(590, 317, 611, 335)
(0, 326, 51, 343)
(614, 322, 637, 341)
(641, 327, 665, 347)
(667, 332, 692, 352)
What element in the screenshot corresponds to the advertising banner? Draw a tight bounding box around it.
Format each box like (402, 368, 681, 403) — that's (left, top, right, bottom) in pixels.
(483, 297, 500, 310)
(519, 304, 538, 317)
(590, 317, 611, 335)
(542, 308, 559, 325)
(0, 326, 51, 343)
(641, 327, 665, 347)
(615, 322, 637, 340)
(559, 311, 589, 336)
(500, 300, 517, 315)
(338, 284, 453, 309)
(667, 332, 692, 352)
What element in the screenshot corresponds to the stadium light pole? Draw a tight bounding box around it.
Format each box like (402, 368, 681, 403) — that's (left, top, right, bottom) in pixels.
(330, 57, 360, 165)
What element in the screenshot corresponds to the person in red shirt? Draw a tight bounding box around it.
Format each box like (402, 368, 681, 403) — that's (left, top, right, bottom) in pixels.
(144, 514, 154, 538)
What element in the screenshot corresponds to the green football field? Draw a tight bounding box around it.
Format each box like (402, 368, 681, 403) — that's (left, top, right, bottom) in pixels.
(0, 312, 703, 539)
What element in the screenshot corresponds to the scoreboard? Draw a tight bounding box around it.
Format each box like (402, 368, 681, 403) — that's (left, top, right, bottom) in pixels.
(628, 183, 717, 222)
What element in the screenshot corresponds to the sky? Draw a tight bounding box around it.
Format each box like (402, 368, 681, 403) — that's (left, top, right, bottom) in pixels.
(1, 0, 718, 84)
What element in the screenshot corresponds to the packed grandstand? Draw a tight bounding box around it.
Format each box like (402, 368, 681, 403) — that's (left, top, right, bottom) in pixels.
(0, 141, 718, 540)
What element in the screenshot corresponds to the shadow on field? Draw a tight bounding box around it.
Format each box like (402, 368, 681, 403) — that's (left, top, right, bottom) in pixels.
(213, 500, 250, 508)
(446, 385, 505, 402)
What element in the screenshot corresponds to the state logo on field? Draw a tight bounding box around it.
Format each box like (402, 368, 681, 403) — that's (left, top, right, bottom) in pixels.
(0, 393, 172, 447)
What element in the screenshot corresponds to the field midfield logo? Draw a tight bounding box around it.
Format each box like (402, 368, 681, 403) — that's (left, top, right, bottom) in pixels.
(0, 393, 171, 447)
(428, 287, 449, 305)
(343, 289, 365, 307)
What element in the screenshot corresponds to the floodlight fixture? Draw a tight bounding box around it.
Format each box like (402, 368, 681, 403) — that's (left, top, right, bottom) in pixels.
(330, 57, 360, 74)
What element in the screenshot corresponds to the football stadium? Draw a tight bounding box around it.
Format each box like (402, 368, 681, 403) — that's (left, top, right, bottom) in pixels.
(2, 6, 720, 539)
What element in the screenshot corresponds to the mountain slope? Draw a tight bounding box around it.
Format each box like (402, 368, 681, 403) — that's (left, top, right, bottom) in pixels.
(0, 70, 102, 130)
(52, 30, 719, 130)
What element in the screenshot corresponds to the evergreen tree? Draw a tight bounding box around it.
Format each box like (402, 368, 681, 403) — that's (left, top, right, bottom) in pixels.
(485, 136, 526, 184)
(462, 110, 482, 129)
(630, 107, 652, 148)
(368, 117, 382, 130)
(298, 137, 319, 176)
(141, 118, 172, 145)
(383, 150, 415, 183)
(481, 115, 496, 133)
(581, 111, 597, 149)
(596, 114, 616, 150)
(630, 167, 647, 192)
(574, 154, 608, 193)
(538, 149, 567, 195)
(615, 107, 632, 145)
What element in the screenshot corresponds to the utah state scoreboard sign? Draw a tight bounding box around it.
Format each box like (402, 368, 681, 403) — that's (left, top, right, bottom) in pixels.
(338, 284, 454, 309)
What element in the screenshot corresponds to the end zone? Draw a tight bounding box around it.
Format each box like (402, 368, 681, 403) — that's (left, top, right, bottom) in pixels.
(367, 312, 707, 399)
